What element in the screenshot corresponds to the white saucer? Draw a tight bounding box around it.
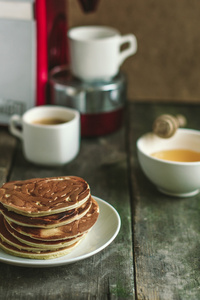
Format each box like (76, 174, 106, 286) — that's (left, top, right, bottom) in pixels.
(0, 196, 121, 267)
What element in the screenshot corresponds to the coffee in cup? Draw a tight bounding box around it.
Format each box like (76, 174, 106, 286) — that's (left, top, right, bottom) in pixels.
(9, 105, 80, 166)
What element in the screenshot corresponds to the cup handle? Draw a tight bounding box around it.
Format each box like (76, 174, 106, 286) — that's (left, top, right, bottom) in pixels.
(119, 34, 137, 66)
(9, 115, 23, 140)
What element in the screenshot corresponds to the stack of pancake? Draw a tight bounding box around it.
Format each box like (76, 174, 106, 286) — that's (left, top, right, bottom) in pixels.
(0, 176, 99, 259)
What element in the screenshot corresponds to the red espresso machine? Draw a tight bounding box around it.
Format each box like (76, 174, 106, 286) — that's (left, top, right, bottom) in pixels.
(0, 0, 126, 136)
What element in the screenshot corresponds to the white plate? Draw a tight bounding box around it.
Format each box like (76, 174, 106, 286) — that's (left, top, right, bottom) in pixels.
(0, 196, 121, 267)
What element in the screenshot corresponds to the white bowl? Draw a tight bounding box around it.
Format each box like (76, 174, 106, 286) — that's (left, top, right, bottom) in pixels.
(136, 128, 200, 197)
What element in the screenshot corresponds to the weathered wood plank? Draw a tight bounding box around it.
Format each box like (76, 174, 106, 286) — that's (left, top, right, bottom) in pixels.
(128, 102, 200, 300)
(0, 126, 134, 300)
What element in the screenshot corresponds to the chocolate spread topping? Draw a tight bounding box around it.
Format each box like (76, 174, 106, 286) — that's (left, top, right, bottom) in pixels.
(0, 198, 92, 228)
(8, 198, 99, 241)
(0, 176, 90, 216)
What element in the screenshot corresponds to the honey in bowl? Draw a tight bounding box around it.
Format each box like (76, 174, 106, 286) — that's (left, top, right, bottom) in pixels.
(151, 149, 200, 162)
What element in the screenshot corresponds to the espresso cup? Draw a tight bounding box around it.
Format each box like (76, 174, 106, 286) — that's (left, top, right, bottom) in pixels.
(9, 106, 80, 166)
(68, 25, 137, 81)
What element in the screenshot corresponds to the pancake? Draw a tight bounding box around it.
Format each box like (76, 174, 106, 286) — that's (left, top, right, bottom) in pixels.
(0, 176, 99, 260)
(0, 198, 92, 228)
(0, 214, 43, 252)
(0, 237, 82, 259)
(4, 218, 86, 250)
(8, 197, 99, 241)
(0, 176, 90, 217)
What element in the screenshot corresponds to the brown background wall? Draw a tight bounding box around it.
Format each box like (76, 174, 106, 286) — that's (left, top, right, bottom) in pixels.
(68, 0, 200, 103)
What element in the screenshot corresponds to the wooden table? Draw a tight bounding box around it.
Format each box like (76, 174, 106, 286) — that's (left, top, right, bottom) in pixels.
(0, 102, 200, 300)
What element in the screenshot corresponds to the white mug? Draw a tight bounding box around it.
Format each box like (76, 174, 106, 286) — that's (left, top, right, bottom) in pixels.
(68, 25, 137, 81)
(9, 106, 80, 166)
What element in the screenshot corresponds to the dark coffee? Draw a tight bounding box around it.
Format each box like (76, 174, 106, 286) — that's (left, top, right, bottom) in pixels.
(32, 118, 68, 125)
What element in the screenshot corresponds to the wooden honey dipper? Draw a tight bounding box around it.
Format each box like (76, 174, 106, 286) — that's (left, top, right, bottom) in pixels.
(152, 114, 187, 138)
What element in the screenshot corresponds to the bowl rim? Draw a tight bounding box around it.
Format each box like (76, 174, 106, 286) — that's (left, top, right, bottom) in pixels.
(136, 128, 200, 166)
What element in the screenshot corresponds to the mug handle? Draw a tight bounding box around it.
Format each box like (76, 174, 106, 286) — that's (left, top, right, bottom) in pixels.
(9, 115, 23, 140)
(119, 34, 137, 66)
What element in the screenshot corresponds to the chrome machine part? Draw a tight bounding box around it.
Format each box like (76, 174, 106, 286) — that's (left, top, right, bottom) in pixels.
(49, 66, 126, 114)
